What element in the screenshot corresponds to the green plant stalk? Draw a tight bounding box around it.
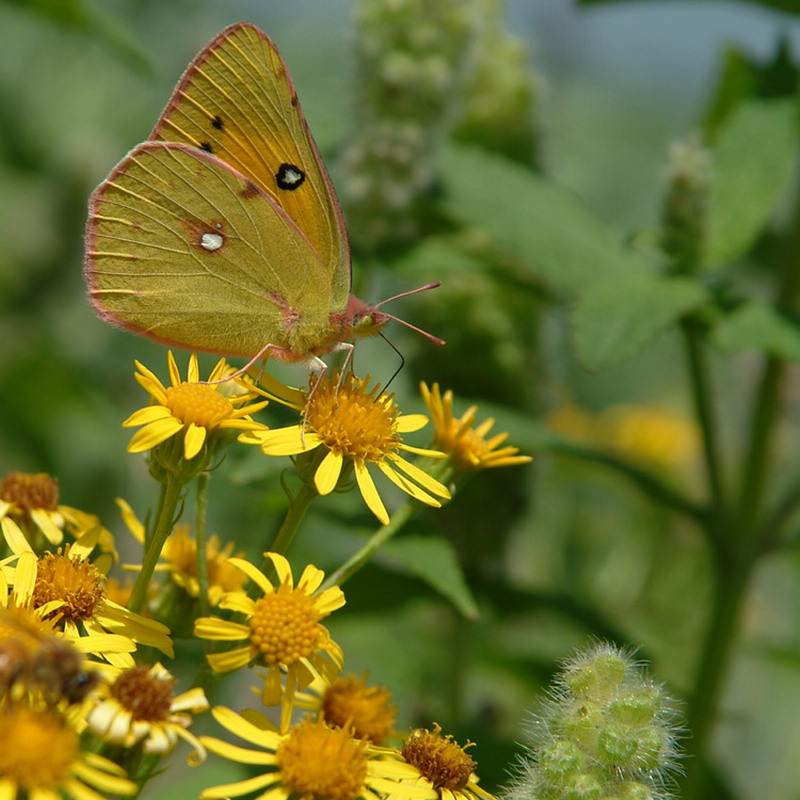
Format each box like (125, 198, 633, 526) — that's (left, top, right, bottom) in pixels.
(127, 474, 184, 614)
(680, 316, 728, 534)
(195, 471, 211, 620)
(320, 499, 417, 590)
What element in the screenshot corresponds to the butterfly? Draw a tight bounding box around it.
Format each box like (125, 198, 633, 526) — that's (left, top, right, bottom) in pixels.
(84, 22, 442, 368)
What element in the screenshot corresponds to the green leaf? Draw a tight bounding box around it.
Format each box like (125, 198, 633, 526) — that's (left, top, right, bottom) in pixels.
(704, 99, 797, 270)
(439, 143, 646, 296)
(713, 301, 800, 361)
(573, 274, 707, 370)
(384, 536, 479, 619)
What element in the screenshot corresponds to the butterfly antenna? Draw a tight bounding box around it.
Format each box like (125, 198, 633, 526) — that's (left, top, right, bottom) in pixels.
(378, 332, 405, 396)
(373, 282, 446, 346)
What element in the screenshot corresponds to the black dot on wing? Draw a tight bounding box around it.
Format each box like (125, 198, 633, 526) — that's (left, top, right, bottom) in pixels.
(211, 115, 224, 131)
(276, 163, 305, 191)
(199, 142, 214, 153)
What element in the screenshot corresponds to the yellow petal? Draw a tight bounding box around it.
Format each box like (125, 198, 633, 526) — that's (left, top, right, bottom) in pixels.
(211, 705, 281, 748)
(184, 423, 207, 460)
(116, 498, 144, 543)
(257, 427, 321, 456)
(121, 406, 173, 428)
(127, 418, 183, 453)
(377, 461, 441, 508)
(1, 518, 33, 554)
(187, 353, 200, 383)
(228, 558, 274, 595)
(262, 553, 292, 588)
(29, 509, 64, 545)
(201, 737, 275, 765)
(354, 462, 389, 525)
(200, 772, 278, 800)
(207, 646, 254, 672)
(314, 449, 343, 495)
(387, 454, 451, 499)
(194, 617, 251, 640)
(167, 351, 181, 386)
(395, 413, 429, 433)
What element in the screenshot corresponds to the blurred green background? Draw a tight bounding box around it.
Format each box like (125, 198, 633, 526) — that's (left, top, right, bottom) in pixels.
(3, 1, 800, 799)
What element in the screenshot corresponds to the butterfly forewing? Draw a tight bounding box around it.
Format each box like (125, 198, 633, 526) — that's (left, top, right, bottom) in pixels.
(150, 22, 350, 307)
(86, 141, 336, 359)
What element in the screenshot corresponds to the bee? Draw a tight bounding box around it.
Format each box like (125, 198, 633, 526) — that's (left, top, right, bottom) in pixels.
(0, 607, 99, 704)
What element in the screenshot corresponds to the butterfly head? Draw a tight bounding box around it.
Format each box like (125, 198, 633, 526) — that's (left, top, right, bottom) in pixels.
(344, 284, 446, 346)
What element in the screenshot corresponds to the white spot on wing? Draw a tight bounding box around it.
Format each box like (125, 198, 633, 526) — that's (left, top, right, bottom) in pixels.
(200, 232, 224, 251)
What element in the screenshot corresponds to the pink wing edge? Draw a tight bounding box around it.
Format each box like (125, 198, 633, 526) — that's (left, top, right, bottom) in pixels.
(83, 139, 323, 359)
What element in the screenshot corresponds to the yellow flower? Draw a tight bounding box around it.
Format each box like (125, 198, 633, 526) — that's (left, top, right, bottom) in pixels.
(241, 370, 450, 525)
(124, 351, 269, 460)
(295, 673, 397, 745)
(194, 552, 345, 731)
(86, 662, 208, 763)
(420, 383, 532, 472)
(387, 724, 496, 800)
(118, 498, 246, 606)
(598, 403, 698, 469)
(199, 710, 436, 800)
(6, 524, 173, 667)
(0, 472, 119, 560)
(0, 699, 137, 799)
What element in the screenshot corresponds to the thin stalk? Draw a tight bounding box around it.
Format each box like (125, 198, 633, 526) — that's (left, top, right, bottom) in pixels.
(321, 499, 416, 590)
(268, 481, 318, 556)
(680, 316, 728, 537)
(195, 471, 211, 620)
(682, 557, 752, 799)
(127, 474, 184, 614)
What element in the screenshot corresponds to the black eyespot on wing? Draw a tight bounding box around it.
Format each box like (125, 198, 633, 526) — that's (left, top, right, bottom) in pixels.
(276, 163, 306, 191)
(199, 142, 214, 153)
(211, 115, 224, 131)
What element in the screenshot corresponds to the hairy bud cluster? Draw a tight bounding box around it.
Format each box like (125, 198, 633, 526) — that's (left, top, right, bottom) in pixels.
(504, 643, 681, 800)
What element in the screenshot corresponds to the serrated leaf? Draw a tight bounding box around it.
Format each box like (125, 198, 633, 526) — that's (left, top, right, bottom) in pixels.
(384, 536, 478, 619)
(439, 143, 646, 296)
(704, 99, 797, 269)
(713, 301, 800, 360)
(573, 274, 707, 370)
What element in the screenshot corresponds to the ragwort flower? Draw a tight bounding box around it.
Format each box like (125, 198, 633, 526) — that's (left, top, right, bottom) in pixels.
(194, 552, 345, 731)
(86, 662, 208, 763)
(241, 370, 450, 525)
(0, 699, 137, 799)
(199, 709, 436, 800)
(124, 351, 268, 461)
(420, 382, 532, 472)
(17, 526, 173, 667)
(389, 724, 496, 800)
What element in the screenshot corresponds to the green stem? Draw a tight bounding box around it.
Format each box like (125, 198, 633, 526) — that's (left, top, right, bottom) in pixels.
(738, 357, 785, 538)
(682, 557, 752, 799)
(195, 471, 211, 620)
(321, 500, 416, 590)
(127, 474, 184, 614)
(680, 316, 727, 536)
(270, 480, 318, 555)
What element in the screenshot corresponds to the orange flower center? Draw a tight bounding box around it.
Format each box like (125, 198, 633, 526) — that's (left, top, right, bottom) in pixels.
(164, 382, 233, 429)
(110, 666, 174, 722)
(276, 717, 368, 800)
(0, 471, 59, 514)
(0, 706, 77, 790)
(322, 675, 396, 744)
(32, 549, 105, 622)
(249, 592, 325, 666)
(305, 372, 400, 462)
(402, 724, 476, 791)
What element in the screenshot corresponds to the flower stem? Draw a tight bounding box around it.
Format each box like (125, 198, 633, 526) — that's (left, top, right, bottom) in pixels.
(195, 471, 211, 620)
(260, 481, 318, 572)
(321, 500, 416, 590)
(127, 474, 184, 614)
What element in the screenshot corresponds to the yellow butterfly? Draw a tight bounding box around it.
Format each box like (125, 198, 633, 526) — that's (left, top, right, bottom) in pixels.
(84, 22, 442, 366)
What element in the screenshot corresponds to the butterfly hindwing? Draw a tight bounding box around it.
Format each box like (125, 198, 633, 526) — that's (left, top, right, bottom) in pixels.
(85, 141, 337, 358)
(150, 22, 351, 308)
